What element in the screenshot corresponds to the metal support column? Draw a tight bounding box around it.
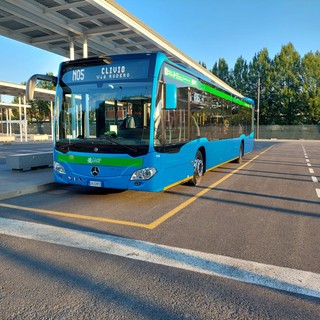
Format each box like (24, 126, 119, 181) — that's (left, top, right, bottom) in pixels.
(256, 77, 260, 140)
(23, 96, 28, 141)
(19, 96, 22, 141)
(69, 36, 75, 60)
(83, 35, 88, 58)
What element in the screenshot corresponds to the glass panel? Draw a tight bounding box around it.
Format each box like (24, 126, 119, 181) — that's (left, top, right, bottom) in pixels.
(55, 82, 152, 156)
(190, 87, 252, 140)
(154, 81, 189, 151)
(153, 63, 254, 153)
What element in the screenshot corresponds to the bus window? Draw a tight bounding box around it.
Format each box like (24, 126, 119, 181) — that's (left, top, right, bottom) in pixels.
(154, 82, 188, 148)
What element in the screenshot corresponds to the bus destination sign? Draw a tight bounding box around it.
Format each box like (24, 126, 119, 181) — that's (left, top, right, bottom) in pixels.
(63, 59, 150, 83)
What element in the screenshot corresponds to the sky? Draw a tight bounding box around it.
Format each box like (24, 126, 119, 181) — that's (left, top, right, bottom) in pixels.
(0, 0, 319, 90)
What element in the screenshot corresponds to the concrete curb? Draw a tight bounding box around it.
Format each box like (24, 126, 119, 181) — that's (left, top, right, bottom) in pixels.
(0, 182, 57, 201)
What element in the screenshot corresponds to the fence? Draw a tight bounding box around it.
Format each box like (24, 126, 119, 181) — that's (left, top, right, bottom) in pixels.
(258, 125, 320, 140)
(0, 122, 51, 135)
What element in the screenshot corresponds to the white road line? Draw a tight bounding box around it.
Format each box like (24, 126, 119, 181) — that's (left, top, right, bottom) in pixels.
(304, 146, 320, 198)
(1, 218, 320, 299)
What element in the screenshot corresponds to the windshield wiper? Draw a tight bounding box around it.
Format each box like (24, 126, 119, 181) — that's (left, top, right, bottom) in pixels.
(56, 141, 84, 153)
(57, 137, 139, 155)
(104, 135, 138, 154)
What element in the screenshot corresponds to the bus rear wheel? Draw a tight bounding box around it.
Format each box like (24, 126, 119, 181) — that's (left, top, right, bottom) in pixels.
(192, 150, 204, 186)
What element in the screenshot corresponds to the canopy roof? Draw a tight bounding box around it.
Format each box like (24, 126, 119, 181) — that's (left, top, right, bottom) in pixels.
(0, 0, 244, 98)
(0, 81, 55, 102)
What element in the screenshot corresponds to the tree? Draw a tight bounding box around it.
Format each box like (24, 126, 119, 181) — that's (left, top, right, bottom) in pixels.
(301, 51, 320, 124)
(208, 43, 320, 125)
(248, 48, 273, 125)
(211, 58, 230, 83)
(199, 61, 207, 69)
(230, 56, 249, 94)
(270, 43, 302, 124)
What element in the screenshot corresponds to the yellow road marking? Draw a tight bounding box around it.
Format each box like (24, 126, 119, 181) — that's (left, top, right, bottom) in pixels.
(0, 202, 148, 228)
(0, 147, 273, 229)
(147, 146, 273, 229)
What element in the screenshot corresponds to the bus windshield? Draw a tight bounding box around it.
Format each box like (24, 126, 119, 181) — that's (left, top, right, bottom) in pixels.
(55, 81, 152, 157)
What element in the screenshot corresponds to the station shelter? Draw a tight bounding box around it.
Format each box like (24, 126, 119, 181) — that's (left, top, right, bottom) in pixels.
(0, 81, 55, 142)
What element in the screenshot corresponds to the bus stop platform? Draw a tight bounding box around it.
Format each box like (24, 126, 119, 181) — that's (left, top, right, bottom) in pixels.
(0, 162, 55, 201)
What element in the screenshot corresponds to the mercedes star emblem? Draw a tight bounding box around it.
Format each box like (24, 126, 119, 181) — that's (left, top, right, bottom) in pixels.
(91, 166, 100, 176)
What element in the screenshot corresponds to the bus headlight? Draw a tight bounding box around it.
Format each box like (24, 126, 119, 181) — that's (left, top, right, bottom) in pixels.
(54, 161, 66, 174)
(130, 167, 157, 180)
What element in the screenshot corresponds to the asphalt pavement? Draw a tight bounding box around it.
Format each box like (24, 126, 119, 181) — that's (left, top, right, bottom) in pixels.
(1, 139, 320, 319)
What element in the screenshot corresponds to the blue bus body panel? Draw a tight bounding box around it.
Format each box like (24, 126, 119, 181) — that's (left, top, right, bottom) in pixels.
(54, 133, 254, 192)
(54, 152, 145, 190)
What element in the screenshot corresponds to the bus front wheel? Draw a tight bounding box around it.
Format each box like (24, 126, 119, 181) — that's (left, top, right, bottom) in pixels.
(192, 150, 204, 186)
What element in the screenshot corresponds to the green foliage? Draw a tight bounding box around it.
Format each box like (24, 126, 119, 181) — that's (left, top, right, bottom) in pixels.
(209, 43, 320, 125)
(199, 61, 207, 69)
(230, 56, 248, 93)
(211, 58, 230, 83)
(301, 51, 320, 124)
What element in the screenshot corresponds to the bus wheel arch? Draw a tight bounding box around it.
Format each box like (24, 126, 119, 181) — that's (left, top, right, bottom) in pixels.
(192, 148, 205, 186)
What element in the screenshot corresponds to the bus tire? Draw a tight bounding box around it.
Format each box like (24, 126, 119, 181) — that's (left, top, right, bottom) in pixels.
(236, 142, 244, 164)
(192, 150, 204, 186)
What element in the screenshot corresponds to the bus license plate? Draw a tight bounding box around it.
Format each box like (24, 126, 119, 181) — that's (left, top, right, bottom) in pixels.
(89, 181, 102, 187)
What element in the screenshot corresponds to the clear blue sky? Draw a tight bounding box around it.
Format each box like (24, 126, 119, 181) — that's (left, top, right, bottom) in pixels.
(0, 0, 319, 87)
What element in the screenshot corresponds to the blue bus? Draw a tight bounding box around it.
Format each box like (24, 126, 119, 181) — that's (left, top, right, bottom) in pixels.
(27, 52, 254, 192)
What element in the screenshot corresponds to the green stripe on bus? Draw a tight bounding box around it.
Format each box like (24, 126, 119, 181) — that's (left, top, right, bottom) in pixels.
(165, 66, 252, 109)
(201, 83, 252, 108)
(165, 67, 201, 88)
(57, 154, 143, 167)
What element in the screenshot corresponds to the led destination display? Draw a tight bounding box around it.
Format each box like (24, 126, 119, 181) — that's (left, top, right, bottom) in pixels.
(62, 59, 150, 83)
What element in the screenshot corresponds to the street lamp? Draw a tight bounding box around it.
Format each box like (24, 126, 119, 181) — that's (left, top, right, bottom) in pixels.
(256, 77, 260, 140)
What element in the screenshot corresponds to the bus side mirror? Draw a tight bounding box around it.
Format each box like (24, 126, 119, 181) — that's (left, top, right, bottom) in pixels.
(165, 83, 177, 109)
(26, 74, 57, 102)
(26, 75, 37, 102)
